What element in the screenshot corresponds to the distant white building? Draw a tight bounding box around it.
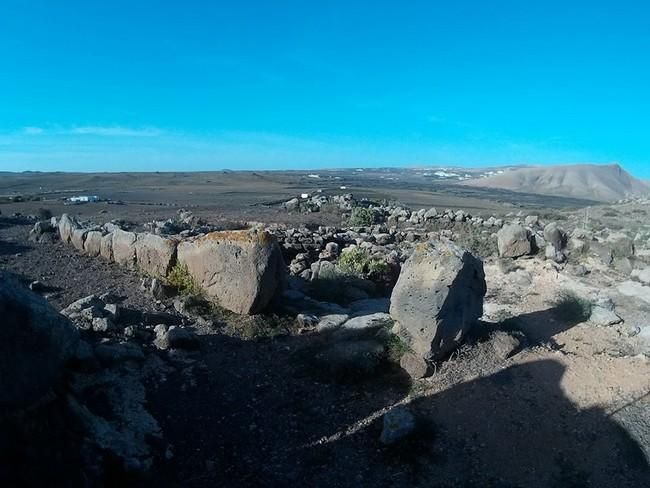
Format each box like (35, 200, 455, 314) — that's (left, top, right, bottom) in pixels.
(67, 195, 99, 203)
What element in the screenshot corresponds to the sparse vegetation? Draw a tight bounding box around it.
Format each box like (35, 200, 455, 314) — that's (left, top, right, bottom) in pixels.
(552, 290, 593, 323)
(453, 225, 498, 259)
(166, 263, 202, 296)
(338, 247, 389, 277)
(385, 333, 409, 363)
(348, 207, 380, 227)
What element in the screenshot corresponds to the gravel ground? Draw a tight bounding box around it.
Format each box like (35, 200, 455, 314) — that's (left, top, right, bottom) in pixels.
(2, 216, 649, 487)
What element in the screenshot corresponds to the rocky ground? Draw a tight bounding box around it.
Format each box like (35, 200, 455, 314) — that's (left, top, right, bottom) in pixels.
(2, 195, 650, 487)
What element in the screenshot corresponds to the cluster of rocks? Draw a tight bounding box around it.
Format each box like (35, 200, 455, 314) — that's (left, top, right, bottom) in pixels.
(0, 275, 174, 483)
(45, 214, 286, 315)
(143, 209, 217, 237)
(282, 193, 357, 212)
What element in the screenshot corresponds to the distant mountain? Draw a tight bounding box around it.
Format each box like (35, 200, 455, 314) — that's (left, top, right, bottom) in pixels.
(462, 164, 648, 202)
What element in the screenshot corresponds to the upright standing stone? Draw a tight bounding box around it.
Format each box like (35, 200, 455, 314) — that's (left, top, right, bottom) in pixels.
(390, 240, 486, 362)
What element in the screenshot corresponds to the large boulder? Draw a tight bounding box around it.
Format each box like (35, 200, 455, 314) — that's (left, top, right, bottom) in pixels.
(83, 230, 104, 257)
(100, 232, 114, 261)
(0, 274, 79, 409)
(58, 213, 80, 244)
(177, 230, 286, 314)
(606, 232, 635, 259)
(389, 240, 486, 361)
(497, 224, 531, 258)
(112, 229, 138, 267)
(135, 233, 177, 277)
(543, 223, 567, 251)
(70, 228, 88, 251)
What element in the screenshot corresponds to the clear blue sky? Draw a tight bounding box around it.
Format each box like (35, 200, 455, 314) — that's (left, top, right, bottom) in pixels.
(1, 0, 649, 177)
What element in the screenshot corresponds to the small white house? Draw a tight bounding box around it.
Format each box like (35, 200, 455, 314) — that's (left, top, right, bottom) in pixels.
(67, 195, 99, 203)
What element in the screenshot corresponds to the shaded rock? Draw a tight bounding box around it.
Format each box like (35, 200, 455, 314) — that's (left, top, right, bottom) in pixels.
(94, 342, 145, 365)
(389, 240, 486, 361)
(341, 312, 392, 330)
(380, 406, 416, 445)
(348, 297, 390, 315)
(0, 274, 79, 409)
(296, 313, 318, 329)
(92, 316, 115, 333)
(153, 325, 199, 350)
(177, 229, 286, 315)
(399, 352, 430, 379)
(316, 314, 349, 331)
(488, 330, 524, 360)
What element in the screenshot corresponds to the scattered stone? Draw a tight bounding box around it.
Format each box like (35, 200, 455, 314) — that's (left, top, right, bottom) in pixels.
(153, 325, 199, 350)
(399, 352, 430, 379)
(296, 313, 318, 329)
(380, 406, 416, 445)
(316, 314, 349, 330)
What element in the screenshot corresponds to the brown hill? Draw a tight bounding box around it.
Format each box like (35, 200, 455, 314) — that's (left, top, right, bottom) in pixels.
(463, 164, 648, 202)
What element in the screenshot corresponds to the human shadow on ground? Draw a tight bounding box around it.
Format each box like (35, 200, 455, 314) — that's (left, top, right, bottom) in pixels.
(298, 358, 650, 488)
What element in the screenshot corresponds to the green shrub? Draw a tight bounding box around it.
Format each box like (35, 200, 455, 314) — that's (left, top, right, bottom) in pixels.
(338, 248, 389, 277)
(552, 290, 593, 323)
(348, 207, 379, 227)
(166, 263, 202, 296)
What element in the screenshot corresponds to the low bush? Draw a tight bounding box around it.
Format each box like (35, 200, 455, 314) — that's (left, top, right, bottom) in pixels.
(166, 263, 202, 297)
(552, 290, 593, 323)
(348, 207, 380, 227)
(338, 247, 389, 277)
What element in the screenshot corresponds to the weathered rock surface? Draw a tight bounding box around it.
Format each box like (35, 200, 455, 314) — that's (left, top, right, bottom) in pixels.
(100, 232, 114, 261)
(135, 233, 177, 277)
(0, 274, 79, 409)
(178, 229, 286, 314)
(112, 229, 138, 267)
(58, 213, 80, 244)
(389, 240, 486, 361)
(497, 224, 531, 258)
(83, 230, 104, 257)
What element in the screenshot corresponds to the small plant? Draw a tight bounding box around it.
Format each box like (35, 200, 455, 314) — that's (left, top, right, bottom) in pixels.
(338, 248, 389, 277)
(348, 207, 379, 227)
(385, 334, 409, 363)
(453, 229, 498, 259)
(552, 290, 593, 323)
(166, 263, 202, 296)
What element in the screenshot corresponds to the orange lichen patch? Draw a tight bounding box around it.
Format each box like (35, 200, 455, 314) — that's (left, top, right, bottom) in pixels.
(197, 229, 277, 245)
